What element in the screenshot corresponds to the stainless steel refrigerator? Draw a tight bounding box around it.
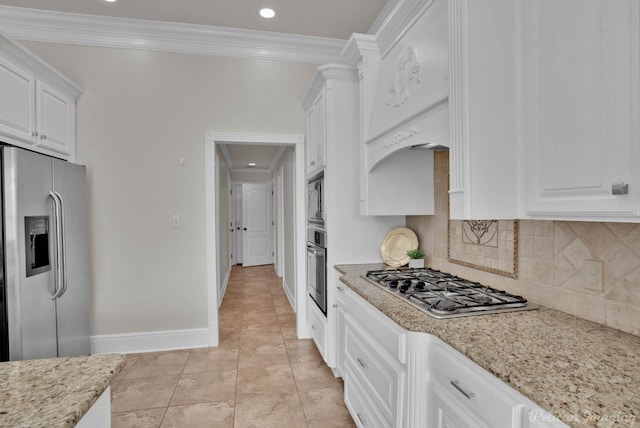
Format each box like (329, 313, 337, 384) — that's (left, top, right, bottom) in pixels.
(0, 146, 90, 361)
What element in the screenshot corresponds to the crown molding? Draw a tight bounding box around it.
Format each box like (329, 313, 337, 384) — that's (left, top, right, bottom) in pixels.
(302, 63, 357, 109)
(375, 0, 438, 56)
(0, 6, 348, 65)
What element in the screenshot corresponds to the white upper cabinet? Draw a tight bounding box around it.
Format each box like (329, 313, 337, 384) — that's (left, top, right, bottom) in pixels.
(36, 80, 76, 157)
(0, 30, 81, 161)
(0, 56, 35, 143)
(344, 0, 448, 216)
(448, 0, 640, 221)
(522, 0, 640, 221)
(448, 0, 521, 220)
(305, 89, 326, 176)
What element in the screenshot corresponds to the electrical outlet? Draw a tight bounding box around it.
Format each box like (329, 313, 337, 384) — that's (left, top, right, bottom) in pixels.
(172, 215, 181, 228)
(581, 260, 603, 292)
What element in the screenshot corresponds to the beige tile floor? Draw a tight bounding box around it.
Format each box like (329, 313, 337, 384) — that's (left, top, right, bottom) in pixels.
(110, 265, 355, 428)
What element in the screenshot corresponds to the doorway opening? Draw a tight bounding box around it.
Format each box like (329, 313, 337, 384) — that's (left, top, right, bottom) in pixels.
(204, 132, 306, 347)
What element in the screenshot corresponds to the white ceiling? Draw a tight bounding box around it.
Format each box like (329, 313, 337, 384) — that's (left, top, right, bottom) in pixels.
(220, 144, 286, 173)
(0, 0, 389, 40)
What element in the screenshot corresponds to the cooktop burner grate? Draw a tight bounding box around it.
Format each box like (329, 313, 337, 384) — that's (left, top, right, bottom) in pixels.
(363, 267, 538, 319)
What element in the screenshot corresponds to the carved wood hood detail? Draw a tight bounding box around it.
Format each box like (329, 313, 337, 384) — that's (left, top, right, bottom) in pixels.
(386, 46, 423, 108)
(342, 0, 449, 216)
(353, 0, 450, 169)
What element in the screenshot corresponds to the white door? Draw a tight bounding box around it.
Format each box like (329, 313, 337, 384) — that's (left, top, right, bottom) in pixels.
(242, 182, 273, 267)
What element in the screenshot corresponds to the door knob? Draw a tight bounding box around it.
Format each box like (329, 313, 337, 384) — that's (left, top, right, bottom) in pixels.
(244, 228, 247, 231)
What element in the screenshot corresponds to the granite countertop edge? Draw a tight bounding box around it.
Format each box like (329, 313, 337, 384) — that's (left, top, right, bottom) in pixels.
(0, 353, 127, 427)
(335, 263, 640, 428)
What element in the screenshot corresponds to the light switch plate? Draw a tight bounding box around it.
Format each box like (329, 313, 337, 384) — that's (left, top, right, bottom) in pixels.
(172, 215, 181, 228)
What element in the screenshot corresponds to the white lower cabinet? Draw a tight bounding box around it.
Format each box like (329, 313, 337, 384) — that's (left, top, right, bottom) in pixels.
(427, 339, 523, 428)
(76, 387, 111, 428)
(308, 297, 327, 360)
(345, 314, 405, 427)
(345, 365, 389, 428)
(335, 284, 347, 377)
(336, 282, 567, 428)
(337, 284, 406, 428)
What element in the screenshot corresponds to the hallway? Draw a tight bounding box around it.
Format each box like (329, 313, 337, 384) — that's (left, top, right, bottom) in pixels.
(110, 265, 355, 427)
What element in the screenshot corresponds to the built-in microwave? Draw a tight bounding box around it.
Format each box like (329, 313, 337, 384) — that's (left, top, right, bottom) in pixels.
(307, 171, 324, 226)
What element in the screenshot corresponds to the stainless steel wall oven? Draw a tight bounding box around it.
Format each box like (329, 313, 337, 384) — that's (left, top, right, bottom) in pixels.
(306, 227, 326, 315)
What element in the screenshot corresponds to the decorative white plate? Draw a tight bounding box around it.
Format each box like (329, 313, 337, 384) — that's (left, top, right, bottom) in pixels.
(380, 227, 419, 267)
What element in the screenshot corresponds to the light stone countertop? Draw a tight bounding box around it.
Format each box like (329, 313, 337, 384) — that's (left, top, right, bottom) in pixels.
(336, 263, 640, 428)
(0, 353, 127, 428)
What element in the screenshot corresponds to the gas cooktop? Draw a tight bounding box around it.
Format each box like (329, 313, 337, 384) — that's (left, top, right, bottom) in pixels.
(363, 267, 539, 319)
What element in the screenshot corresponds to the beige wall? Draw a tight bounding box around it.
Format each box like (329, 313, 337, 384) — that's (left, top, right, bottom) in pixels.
(24, 41, 315, 335)
(275, 147, 297, 303)
(407, 152, 640, 336)
(216, 146, 231, 304)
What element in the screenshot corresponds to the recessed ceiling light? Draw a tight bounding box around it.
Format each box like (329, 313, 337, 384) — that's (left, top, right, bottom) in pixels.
(248, 162, 257, 167)
(259, 8, 276, 19)
(103, 0, 119, 3)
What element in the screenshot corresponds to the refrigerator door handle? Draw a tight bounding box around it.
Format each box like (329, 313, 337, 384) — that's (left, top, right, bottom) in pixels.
(48, 192, 64, 300)
(55, 191, 68, 297)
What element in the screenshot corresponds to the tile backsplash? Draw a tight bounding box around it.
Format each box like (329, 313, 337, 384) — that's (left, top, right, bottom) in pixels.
(407, 151, 640, 336)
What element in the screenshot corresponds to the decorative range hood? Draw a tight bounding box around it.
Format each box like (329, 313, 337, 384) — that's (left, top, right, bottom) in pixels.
(343, 0, 449, 216)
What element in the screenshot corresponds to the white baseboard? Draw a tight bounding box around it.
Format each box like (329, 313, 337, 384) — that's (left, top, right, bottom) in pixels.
(91, 328, 209, 355)
(283, 279, 296, 312)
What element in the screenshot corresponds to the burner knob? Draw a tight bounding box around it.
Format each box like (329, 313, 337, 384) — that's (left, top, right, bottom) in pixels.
(400, 284, 410, 293)
(403, 279, 412, 286)
(389, 280, 398, 289)
(415, 281, 425, 290)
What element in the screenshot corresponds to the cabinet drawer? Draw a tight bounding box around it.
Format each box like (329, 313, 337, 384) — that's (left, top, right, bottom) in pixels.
(308, 299, 327, 359)
(345, 366, 389, 428)
(345, 314, 404, 426)
(430, 340, 521, 428)
(338, 284, 405, 361)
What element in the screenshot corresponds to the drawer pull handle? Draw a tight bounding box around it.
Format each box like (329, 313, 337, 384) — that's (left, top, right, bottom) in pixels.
(357, 357, 368, 368)
(337, 286, 344, 291)
(311, 325, 318, 330)
(450, 380, 475, 399)
(356, 412, 366, 425)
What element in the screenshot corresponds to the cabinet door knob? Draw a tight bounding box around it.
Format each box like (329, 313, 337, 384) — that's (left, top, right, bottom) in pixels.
(31, 131, 38, 137)
(612, 182, 629, 195)
(40, 134, 47, 140)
